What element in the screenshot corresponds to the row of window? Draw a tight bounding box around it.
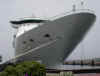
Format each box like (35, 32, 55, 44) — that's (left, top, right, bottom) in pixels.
(23, 34, 51, 44)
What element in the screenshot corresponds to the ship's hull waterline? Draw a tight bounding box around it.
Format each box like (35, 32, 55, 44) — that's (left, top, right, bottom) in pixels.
(14, 12, 96, 69)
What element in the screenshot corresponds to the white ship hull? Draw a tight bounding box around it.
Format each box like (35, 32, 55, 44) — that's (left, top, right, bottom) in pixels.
(12, 10, 96, 69)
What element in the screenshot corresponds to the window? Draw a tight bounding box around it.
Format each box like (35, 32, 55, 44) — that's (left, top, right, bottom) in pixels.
(29, 39, 34, 42)
(44, 34, 50, 38)
(23, 41, 26, 44)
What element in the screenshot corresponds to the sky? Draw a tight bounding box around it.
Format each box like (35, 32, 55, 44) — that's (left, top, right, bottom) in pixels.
(0, 0, 100, 63)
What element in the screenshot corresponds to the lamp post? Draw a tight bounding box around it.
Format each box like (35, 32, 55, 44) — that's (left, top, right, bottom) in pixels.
(0, 55, 2, 62)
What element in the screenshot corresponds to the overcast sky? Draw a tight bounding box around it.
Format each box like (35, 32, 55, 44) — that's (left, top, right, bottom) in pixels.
(0, 0, 100, 62)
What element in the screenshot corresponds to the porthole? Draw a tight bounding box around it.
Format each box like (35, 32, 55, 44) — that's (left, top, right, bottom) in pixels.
(29, 39, 34, 42)
(44, 34, 50, 38)
(23, 41, 26, 44)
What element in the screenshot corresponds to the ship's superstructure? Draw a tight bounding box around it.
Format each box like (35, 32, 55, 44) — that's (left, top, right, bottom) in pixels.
(10, 7, 96, 69)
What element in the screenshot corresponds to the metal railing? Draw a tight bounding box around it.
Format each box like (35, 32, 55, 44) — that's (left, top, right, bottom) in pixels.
(46, 9, 95, 21)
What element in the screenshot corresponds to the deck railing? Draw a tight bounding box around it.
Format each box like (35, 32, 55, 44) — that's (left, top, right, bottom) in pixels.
(46, 9, 95, 21)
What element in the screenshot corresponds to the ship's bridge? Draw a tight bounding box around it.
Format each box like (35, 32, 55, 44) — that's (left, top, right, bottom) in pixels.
(10, 18, 48, 37)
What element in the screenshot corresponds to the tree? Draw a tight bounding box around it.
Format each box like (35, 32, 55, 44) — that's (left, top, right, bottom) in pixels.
(0, 71, 8, 76)
(0, 61, 46, 76)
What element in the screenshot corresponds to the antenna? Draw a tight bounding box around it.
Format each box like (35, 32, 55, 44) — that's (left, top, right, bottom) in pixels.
(31, 14, 36, 18)
(81, 0, 84, 9)
(72, 0, 76, 11)
(72, 4, 76, 11)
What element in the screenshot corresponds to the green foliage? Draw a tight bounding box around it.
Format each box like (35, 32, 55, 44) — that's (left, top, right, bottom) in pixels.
(0, 71, 8, 76)
(0, 61, 46, 76)
(59, 71, 74, 76)
(65, 72, 74, 76)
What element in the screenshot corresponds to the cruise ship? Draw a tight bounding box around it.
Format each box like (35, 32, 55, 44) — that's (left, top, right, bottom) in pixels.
(10, 5, 96, 69)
